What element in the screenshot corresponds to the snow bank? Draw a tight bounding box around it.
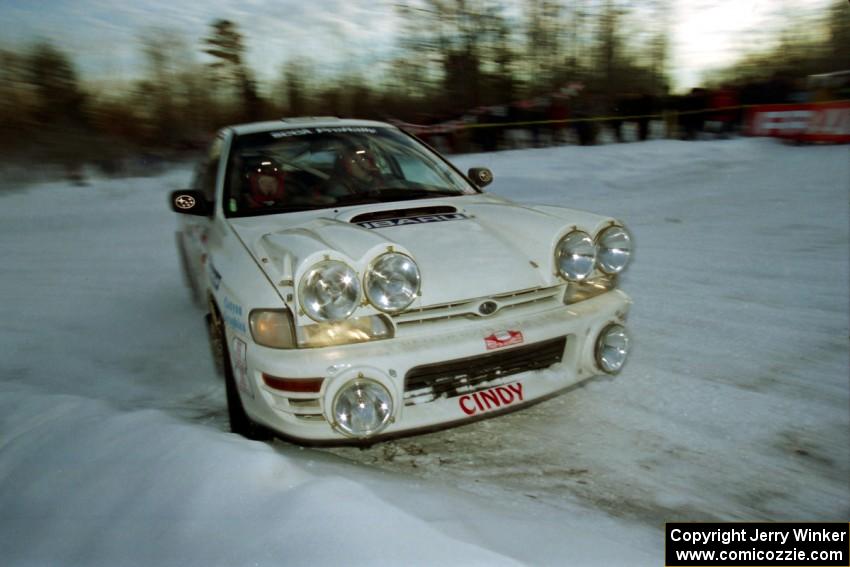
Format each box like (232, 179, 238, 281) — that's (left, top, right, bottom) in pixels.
(0, 383, 656, 566)
(0, 386, 516, 566)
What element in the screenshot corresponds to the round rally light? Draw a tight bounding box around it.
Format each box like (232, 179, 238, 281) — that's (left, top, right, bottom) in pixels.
(299, 260, 360, 322)
(595, 324, 631, 374)
(596, 226, 632, 274)
(332, 379, 393, 438)
(365, 253, 421, 313)
(555, 231, 596, 281)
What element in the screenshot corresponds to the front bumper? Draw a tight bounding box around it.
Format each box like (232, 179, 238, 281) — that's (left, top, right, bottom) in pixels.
(239, 289, 632, 443)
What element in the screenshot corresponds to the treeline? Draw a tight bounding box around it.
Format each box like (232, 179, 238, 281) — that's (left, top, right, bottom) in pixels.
(0, 0, 846, 169)
(0, 0, 673, 167)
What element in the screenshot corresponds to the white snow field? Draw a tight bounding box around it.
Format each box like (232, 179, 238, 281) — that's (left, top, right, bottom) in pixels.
(0, 137, 847, 566)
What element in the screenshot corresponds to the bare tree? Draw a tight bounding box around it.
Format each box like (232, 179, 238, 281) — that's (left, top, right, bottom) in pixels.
(204, 19, 262, 121)
(26, 42, 87, 127)
(524, 0, 564, 92)
(0, 49, 33, 149)
(280, 60, 310, 117)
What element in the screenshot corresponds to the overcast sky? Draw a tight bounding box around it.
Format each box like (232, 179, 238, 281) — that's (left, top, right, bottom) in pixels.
(0, 0, 835, 93)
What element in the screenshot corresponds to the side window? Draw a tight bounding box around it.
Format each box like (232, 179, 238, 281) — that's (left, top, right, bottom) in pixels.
(395, 153, 446, 186)
(199, 137, 223, 203)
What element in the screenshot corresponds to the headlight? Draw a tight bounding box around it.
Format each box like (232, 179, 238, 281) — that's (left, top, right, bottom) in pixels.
(595, 324, 631, 374)
(332, 378, 393, 438)
(555, 231, 596, 281)
(295, 315, 393, 348)
(365, 252, 420, 313)
(299, 260, 360, 322)
(596, 226, 632, 274)
(249, 309, 295, 349)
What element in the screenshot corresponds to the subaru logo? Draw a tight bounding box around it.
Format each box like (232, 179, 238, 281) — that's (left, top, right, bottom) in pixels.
(174, 194, 196, 209)
(478, 301, 498, 316)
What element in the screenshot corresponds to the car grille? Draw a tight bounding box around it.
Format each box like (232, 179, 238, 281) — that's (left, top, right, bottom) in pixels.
(394, 286, 564, 328)
(403, 336, 567, 406)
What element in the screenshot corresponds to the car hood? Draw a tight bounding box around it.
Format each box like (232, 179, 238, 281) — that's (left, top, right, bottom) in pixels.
(228, 194, 616, 314)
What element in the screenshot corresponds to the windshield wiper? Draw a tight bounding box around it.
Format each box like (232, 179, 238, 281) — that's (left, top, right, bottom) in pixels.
(332, 187, 461, 207)
(233, 204, 328, 217)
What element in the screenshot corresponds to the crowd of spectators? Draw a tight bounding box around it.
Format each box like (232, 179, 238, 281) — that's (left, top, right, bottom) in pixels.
(410, 77, 824, 154)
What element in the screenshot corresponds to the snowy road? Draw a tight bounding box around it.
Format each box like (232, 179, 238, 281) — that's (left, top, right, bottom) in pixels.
(1, 138, 847, 565)
(331, 139, 850, 524)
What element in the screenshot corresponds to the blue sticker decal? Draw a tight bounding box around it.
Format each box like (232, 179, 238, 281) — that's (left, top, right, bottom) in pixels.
(223, 296, 243, 316)
(222, 296, 246, 333)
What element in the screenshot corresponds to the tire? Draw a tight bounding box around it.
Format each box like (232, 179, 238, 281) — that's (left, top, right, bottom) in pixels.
(208, 307, 272, 441)
(206, 313, 225, 379)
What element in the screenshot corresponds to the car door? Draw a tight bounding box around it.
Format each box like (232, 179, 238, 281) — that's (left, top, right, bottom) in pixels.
(180, 135, 224, 295)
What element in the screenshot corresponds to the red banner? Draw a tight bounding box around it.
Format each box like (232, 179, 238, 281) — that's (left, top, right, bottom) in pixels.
(746, 102, 850, 143)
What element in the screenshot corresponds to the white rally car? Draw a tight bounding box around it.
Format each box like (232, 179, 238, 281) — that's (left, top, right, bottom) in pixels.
(171, 117, 633, 444)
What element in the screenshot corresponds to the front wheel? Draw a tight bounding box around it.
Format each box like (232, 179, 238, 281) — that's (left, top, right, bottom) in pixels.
(208, 309, 271, 441)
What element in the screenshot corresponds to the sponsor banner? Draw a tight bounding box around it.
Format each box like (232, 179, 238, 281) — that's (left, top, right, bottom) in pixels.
(747, 102, 850, 143)
(665, 522, 849, 567)
(269, 126, 379, 138)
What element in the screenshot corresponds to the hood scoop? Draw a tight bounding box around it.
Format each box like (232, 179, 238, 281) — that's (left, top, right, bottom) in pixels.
(349, 205, 458, 225)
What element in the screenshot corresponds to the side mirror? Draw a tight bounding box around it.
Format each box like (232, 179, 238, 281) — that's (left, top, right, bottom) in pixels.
(170, 190, 210, 216)
(467, 167, 493, 188)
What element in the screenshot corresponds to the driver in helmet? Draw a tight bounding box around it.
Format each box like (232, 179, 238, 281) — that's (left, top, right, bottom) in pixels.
(324, 146, 385, 198)
(343, 148, 381, 183)
(244, 160, 287, 208)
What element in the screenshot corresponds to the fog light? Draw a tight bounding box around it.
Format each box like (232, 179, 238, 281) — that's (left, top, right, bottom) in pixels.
(595, 324, 630, 374)
(331, 378, 393, 438)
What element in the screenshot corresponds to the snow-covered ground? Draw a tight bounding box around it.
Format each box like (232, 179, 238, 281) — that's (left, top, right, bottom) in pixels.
(1, 138, 847, 566)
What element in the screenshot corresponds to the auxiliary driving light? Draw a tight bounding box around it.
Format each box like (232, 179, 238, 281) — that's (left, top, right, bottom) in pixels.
(365, 252, 421, 313)
(595, 324, 631, 374)
(596, 226, 632, 275)
(555, 231, 596, 281)
(331, 378, 393, 438)
(299, 260, 360, 322)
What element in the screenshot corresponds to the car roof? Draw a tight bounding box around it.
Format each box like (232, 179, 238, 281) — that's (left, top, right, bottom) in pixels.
(228, 117, 397, 136)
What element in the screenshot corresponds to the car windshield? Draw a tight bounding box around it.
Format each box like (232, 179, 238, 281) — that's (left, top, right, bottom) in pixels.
(223, 126, 478, 217)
